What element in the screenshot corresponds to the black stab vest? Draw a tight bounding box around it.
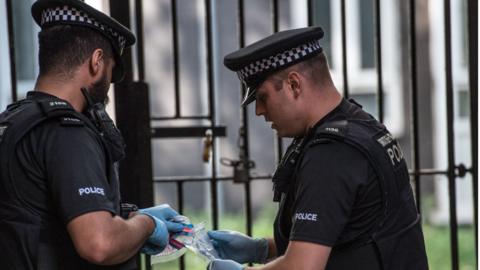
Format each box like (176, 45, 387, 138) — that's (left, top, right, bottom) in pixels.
(273, 99, 429, 270)
(0, 96, 132, 270)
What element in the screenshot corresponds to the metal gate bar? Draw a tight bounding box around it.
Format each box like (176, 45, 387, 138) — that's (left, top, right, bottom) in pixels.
(374, 0, 384, 123)
(408, 0, 422, 213)
(155, 3, 184, 270)
(340, 0, 349, 98)
(6, 0, 17, 102)
(236, 0, 254, 238)
(153, 168, 469, 183)
(272, 0, 279, 32)
(171, 0, 181, 118)
(272, 0, 284, 166)
(147, 0, 215, 122)
(467, 0, 478, 264)
(205, 0, 220, 232)
(135, 0, 145, 82)
(131, 4, 150, 268)
(154, 175, 273, 183)
(443, 0, 459, 269)
(308, 0, 314, 27)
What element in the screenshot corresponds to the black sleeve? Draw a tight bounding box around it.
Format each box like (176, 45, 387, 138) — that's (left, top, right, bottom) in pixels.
(43, 123, 116, 224)
(289, 140, 370, 246)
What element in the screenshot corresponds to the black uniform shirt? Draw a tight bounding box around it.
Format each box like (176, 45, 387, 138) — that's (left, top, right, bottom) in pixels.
(16, 92, 118, 225)
(291, 141, 381, 246)
(275, 100, 383, 253)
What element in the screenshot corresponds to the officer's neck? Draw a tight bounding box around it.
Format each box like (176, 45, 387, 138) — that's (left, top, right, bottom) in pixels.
(34, 73, 89, 113)
(304, 86, 342, 133)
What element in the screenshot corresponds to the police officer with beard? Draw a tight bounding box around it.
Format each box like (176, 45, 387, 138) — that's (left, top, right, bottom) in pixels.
(207, 27, 429, 270)
(0, 0, 185, 269)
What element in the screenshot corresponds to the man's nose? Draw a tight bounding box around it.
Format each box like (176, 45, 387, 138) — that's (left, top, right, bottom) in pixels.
(255, 101, 264, 116)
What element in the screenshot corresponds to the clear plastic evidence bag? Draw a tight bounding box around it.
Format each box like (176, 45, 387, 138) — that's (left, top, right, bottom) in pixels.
(151, 216, 219, 265)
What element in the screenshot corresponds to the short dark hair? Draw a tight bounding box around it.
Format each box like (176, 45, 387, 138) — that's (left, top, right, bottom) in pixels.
(38, 25, 113, 77)
(270, 52, 330, 90)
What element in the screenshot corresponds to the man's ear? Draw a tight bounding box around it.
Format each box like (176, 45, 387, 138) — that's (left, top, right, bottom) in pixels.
(287, 71, 302, 98)
(89, 48, 104, 78)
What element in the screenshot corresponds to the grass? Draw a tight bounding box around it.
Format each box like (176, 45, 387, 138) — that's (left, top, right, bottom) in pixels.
(150, 206, 476, 270)
(423, 223, 476, 270)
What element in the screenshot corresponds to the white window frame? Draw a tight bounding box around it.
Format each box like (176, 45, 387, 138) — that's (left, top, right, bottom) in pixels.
(291, 0, 404, 136)
(0, 1, 12, 109)
(430, 0, 472, 225)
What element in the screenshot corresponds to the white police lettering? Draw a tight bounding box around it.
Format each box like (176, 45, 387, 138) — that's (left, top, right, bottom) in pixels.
(78, 187, 105, 196)
(295, 212, 318, 222)
(377, 133, 404, 166)
(49, 101, 67, 107)
(386, 141, 404, 166)
(325, 127, 339, 133)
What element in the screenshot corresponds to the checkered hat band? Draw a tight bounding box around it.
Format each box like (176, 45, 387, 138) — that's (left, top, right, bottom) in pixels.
(237, 40, 322, 82)
(41, 6, 126, 55)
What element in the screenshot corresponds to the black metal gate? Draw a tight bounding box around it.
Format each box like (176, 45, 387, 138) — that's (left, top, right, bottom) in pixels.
(3, 0, 477, 269)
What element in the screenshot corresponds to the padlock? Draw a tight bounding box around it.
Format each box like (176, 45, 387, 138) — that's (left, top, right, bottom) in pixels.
(233, 162, 250, 183)
(202, 129, 213, 162)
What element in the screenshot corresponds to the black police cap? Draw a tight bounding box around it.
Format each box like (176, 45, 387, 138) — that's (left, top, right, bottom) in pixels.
(224, 26, 324, 106)
(31, 0, 136, 83)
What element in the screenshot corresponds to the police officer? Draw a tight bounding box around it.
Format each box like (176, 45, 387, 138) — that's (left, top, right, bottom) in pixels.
(0, 0, 184, 269)
(207, 27, 429, 270)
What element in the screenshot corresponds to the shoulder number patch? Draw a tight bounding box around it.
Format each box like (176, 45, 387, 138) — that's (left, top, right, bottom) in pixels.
(60, 117, 84, 126)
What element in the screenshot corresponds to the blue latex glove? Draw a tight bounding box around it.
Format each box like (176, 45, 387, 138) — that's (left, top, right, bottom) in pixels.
(138, 204, 185, 255)
(139, 204, 185, 232)
(208, 230, 268, 264)
(140, 217, 169, 254)
(208, 259, 244, 270)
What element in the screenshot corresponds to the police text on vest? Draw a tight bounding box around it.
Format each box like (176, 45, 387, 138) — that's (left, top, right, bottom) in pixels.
(386, 141, 404, 166)
(78, 187, 105, 196)
(295, 212, 318, 221)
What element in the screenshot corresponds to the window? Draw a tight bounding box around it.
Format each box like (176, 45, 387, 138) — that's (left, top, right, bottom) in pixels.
(350, 92, 386, 119)
(310, 0, 404, 136)
(12, 0, 38, 81)
(359, 0, 375, 69)
(0, 0, 38, 107)
(460, 0, 468, 67)
(457, 90, 469, 118)
(312, 0, 332, 65)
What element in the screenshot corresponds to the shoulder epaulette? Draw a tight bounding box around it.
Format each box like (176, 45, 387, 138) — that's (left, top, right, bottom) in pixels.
(308, 120, 349, 146)
(37, 99, 74, 117)
(35, 99, 89, 128)
(315, 120, 348, 137)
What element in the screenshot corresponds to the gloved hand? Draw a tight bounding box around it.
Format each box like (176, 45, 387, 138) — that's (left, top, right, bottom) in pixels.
(208, 230, 268, 264)
(208, 259, 244, 270)
(138, 204, 185, 255)
(138, 204, 185, 232)
(139, 216, 169, 254)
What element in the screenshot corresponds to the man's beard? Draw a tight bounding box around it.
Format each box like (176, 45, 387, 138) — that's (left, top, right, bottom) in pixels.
(89, 71, 110, 104)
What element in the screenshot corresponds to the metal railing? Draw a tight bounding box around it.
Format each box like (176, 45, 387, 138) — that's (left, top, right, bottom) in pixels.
(3, 0, 477, 269)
